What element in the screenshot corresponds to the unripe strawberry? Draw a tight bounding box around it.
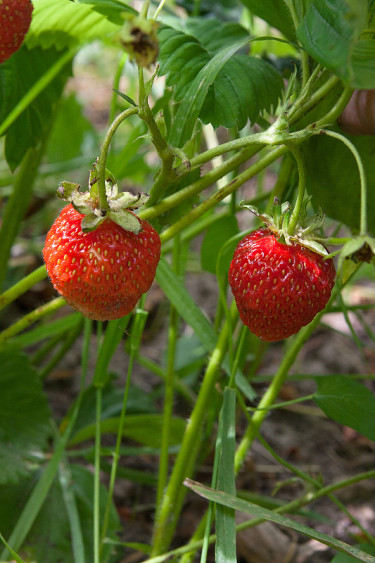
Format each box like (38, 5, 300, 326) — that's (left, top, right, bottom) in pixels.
(229, 228, 335, 342)
(43, 204, 161, 321)
(0, 0, 33, 63)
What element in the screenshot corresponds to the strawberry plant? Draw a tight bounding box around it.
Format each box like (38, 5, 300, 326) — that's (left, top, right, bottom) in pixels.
(1, 1, 375, 562)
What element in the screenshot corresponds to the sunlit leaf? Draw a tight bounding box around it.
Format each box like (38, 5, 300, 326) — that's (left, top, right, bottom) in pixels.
(239, 0, 296, 41)
(157, 18, 283, 144)
(297, 0, 370, 86)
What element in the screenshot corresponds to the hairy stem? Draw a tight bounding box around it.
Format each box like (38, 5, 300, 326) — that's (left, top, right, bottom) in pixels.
(96, 106, 139, 209)
(287, 147, 306, 235)
(0, 297, 66, 346)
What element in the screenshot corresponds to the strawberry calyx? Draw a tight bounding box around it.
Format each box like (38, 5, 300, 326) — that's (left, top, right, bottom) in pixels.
(57, 164, 149, 234)
(242, 198, 330, 257)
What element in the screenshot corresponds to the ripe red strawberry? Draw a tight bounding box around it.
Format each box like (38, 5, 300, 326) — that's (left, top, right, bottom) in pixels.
(228, 228, 336, 342)
(43, 204, 161, 321)
(0, 0, 33, 63)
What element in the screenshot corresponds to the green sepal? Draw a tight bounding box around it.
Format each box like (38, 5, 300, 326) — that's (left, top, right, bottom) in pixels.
(81, 213, 106, 233)
(109, 191, 149, 212)
(300, 239, 329, 256)
(58, 163, 149, 234)
(240, 198, 331, 256)
(108, 209, 142, 234)
(57, 181, 81, 200)
(58, 181, 94, 215)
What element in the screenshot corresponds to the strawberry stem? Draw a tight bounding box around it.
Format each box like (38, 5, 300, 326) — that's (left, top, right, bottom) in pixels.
(97, 106, 139, 210)
(286, 146, 306, 236)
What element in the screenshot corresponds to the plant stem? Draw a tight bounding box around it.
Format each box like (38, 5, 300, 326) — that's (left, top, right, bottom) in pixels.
(151, 303, 238, 556)
(287, 147, 306, 235)
(0, 265, 47, 311)
(288, 75, 340, 124)
(266, 154, 294, 212)
(321, 129, 368, 235)
(93, 387, 102, 563)
(0, 297, 66, 346)
(314, 86, 353, 128)
(100, 309, 148, 550)
(159, 146, 288, 244)
(141, 145, 261, 222)
(152, 0, 167, 20)
(96, 106, 139, 210)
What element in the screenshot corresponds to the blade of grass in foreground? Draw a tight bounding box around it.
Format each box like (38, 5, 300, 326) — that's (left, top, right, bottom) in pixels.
(185, 480, 375, 563)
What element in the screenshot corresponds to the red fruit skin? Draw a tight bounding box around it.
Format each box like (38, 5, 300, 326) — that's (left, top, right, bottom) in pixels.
(43, 204, 161, 321)
(228, 228, 336, 342)
(0, 0, 33, 63)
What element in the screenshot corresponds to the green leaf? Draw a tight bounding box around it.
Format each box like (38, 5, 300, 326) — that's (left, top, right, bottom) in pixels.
(0, 532, 25, 563)
(314, 375, 375, 441)
(0, 45, 71, 170)
(158, 19, 283, 144)
(67, 382, 157, 438)
(216, 388, 237, 563)
(350, 40, 375, 89)
(184, 480, 375, 563)
(296, 0, 368, 86)
(302, 129, 375, 232)
(26, 0, 119, 50)
(76, 0, 137, 24)
(201, 215, 239, 274)
(11, 313, 82, 348)
(69, 414, 187, 448)
(0, 350, 51, 484)
(239, 0, 296, 41)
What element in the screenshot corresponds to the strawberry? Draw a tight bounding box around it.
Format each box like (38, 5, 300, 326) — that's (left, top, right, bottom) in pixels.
(0, 0, 33, 63)
(43, 204, 161, 321)
(228, 227, 336, 342)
